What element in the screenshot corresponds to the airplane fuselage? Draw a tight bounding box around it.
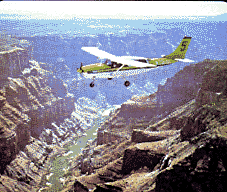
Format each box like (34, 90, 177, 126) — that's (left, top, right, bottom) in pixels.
(77, 56, 177, 74)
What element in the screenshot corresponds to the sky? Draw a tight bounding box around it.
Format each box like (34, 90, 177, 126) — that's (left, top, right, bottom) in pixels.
(0, 1, 227, 21)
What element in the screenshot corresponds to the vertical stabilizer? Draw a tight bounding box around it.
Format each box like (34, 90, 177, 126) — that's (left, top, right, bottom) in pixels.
(163, 36, 192, 59)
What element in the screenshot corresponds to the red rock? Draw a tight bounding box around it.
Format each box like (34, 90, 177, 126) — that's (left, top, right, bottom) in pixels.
(131, 129, 180, 143)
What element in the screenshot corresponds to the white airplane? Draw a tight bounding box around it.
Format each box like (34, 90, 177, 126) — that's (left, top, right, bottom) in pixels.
(78, 36, 192, 87)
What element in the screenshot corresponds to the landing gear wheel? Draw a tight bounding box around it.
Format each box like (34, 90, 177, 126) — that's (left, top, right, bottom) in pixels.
(108, 78, 113, 80)
(124, 81, 130, 87)
(90, 82, 95, 87)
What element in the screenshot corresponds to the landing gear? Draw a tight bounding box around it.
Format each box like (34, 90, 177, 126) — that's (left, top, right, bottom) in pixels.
(90, 82, 95, 87)
(89, 76, 96, 88)
(124, 81, 130, 87)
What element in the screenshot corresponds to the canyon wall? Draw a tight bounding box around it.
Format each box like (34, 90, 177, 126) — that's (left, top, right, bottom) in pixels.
(0, 47, 30, 78)
(0, 47, 79, 191)
(65, 59, 227, 192)
(1, 44, 227, 192)
(97, 60, 217, 143)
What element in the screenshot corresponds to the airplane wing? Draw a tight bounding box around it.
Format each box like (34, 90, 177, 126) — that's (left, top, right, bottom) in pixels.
(119, 58, 156, 68)
(81, 47, 156, 68)
(82, 47, 116, 60)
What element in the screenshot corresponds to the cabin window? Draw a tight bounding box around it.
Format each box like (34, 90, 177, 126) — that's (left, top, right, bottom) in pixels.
(136, 59, 147, 63)
(111, 62, 122, 68)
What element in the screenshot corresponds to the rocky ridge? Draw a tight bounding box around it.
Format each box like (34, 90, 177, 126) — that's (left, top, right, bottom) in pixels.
(63, 59, 227, 192)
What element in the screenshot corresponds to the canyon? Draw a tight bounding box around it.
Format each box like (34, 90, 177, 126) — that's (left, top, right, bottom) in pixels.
(0, 43, 226, 192)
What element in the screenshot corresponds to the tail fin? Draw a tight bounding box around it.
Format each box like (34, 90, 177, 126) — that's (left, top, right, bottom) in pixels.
(163, 36, 192, 59)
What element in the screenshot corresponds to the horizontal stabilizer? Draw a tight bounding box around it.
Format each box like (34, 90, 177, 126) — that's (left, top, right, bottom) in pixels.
(175, 58, 195, 62)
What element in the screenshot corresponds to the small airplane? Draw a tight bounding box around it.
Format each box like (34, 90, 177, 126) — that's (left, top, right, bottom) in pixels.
(78, 36, 192, 87)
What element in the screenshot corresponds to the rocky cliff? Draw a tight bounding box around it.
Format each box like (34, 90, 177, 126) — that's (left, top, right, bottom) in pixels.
(0, 47, 30, 78)
(97, 59, 217, 140)
(0, 45, 81, 191)
(63, 59, 227, 192)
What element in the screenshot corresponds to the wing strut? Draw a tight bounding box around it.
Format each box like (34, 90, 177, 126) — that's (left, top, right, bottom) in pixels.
(108, 64, 125, 80)
(114, 64, 125, 78)
(117, 64, 125, 72)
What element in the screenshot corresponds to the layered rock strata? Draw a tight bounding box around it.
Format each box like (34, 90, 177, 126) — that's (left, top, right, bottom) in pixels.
(65, 59, 227, 192)
(0, 46, 81, 191)
(0, 47, 30, 78)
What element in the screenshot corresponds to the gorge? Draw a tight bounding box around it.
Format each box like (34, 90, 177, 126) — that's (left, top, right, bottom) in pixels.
(0, 43, 227, 192)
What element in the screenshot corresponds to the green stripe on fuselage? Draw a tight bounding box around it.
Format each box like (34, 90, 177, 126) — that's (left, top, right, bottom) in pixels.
(77, 58, 178, 74)
(77, 63, 156, 73)
(148, 58, 177, 66)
